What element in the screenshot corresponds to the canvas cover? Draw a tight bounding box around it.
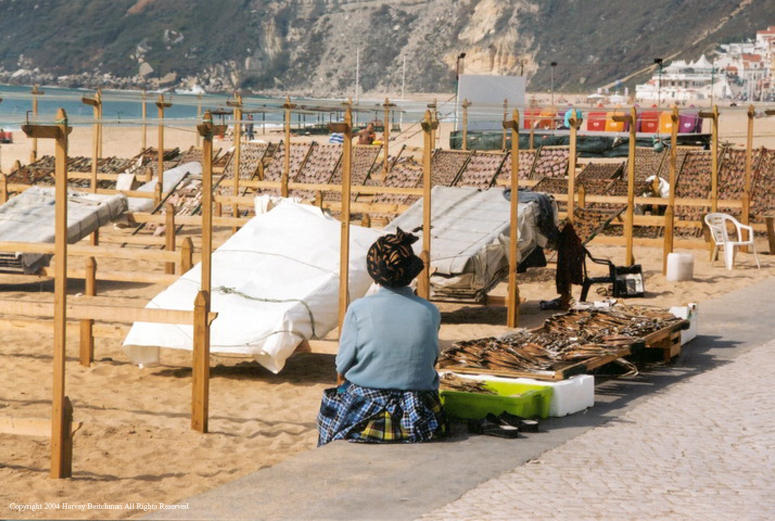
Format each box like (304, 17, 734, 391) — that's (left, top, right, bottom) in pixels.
(123, 201, 381, 373)
(126, 162, 202, 212)
(385, 186, 555, 300)
(0, 187, 127, 273)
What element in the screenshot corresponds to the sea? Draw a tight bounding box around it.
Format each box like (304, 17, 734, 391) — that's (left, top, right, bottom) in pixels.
(0, 84, 435, 131)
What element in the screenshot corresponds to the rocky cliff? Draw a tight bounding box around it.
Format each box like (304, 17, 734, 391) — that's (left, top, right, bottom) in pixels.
(0, 0, 769, 94)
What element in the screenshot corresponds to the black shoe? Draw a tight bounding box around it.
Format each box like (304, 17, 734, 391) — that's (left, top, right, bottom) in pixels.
(468, 418, 520, 439)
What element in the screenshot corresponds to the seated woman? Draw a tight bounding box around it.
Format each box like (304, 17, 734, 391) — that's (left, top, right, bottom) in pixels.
(317, 228, 447, 445)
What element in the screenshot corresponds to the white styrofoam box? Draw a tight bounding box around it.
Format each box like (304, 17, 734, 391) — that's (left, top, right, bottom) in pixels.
(669, 302, 698, 345)
(443, 372, 594, 417)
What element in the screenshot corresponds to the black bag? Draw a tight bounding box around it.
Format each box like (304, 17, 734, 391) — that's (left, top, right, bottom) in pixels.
(613, 264, 645, 298)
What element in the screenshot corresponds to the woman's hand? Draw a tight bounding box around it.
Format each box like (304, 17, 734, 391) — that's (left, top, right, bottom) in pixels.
(336, 373, 346, 386)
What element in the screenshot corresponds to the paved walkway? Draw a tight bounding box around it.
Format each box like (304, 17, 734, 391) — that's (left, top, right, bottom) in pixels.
(147, 277, 775, 521)
(419, 338, 775, 521)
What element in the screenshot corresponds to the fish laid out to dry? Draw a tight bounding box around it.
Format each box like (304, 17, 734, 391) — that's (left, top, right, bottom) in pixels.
(439, 373, 497, 395)
(439, 305, 681, 375)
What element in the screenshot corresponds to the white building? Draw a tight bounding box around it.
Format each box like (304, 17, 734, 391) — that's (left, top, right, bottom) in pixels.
(635, 55, 730, 103)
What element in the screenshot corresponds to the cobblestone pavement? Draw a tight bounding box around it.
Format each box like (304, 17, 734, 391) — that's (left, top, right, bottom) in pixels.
(418, 340, 775, 521)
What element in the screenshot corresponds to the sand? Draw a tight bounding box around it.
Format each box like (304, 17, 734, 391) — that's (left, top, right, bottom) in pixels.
(0, 99, 773, 520)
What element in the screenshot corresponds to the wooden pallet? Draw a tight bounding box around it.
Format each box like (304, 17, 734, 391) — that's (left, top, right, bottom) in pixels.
(635, 319, 690, 363)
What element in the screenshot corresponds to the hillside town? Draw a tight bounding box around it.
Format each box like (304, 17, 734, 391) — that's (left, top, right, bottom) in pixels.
(636, 26, 775, 103)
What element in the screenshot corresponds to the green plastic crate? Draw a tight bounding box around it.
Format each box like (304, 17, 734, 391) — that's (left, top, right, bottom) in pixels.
(440, 380, 553, 420)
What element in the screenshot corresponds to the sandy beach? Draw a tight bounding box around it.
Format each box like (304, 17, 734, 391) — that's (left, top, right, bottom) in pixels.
(0, 97, 773, 519)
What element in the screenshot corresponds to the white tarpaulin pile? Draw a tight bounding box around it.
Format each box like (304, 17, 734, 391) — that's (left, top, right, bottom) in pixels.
(0, 187, 127, 274)
(126, 162, 202, 213)
(123, 201, 381, 373)
(386, 186, 555, 301)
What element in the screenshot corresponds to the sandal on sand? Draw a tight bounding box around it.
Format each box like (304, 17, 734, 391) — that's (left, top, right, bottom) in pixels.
(468, 418, 521, 439)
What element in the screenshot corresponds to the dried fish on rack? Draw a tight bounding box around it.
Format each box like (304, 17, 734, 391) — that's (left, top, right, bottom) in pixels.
(439, 373, 497, 395)
(541, 306, 681, 341)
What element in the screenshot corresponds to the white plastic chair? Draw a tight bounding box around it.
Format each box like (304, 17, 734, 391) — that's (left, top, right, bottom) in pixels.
(704, 213, 761, 270)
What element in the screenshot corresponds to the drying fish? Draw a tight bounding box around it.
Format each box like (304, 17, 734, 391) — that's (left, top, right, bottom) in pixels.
(439, 373, 497, 395)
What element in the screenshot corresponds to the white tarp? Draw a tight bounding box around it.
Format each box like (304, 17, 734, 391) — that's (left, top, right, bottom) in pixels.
(0, 187, 127, 273)
(386, 186, 552, 299)
(123, 201, 381, 373)
(127, 162, 202, 212)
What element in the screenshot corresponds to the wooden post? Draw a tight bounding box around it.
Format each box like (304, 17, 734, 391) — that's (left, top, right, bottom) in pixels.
(578, 184, 586, 208)
(462, 98, 470, 151)
(82, 90, 102, 193)
(418, 110, 437, 300)
(79, 257, 96, 367)
(329, 107, 353, 332)
(382, 98, 394, 176)
(180, 237, 193, 274)
(663, 105, 679, 274)
(22, 108, 73, 478)
(196, 110, 221, 300)
(97, 88, 103, 160)
(613, 108, 637, 266)
(567, 112, 579, 222)
(30, 85, 44, 163)
(153, 182, 162, 207)
(141, 91, 147, 152)
(191, 110, 220, 434)
(165, 203, 176, 275)
(0, 174, 6, 205)
(503, 109, 521, 328)
(191, 290, 210, 433)
(227, 93, 243, 232)
(282, 96, 295, 198)
(156, 95, 172, 193)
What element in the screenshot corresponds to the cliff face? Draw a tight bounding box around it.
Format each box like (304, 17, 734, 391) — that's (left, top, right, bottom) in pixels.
(0, 0, 768, 94)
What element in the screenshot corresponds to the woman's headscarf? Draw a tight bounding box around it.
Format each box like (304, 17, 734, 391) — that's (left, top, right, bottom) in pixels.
(366, 228, 425, 287)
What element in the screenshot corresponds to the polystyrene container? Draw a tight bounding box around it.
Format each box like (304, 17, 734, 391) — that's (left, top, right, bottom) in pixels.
(443, 373, 594, 417)
(666, 252, 694, 281)
(670, 302, 698, 345)
(440, 381, 552, 420)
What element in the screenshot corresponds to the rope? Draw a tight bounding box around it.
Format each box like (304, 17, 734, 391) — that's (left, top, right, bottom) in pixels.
(212, 285, 319, 339)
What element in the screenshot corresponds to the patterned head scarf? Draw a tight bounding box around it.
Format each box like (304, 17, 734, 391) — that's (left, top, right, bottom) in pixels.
(366, 228, 425, 287)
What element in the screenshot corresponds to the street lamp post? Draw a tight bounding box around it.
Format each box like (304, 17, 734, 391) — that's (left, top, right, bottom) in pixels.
(654, 58, 664, 106)
(455, 52, 466, 133)
(550, 62, 557, 107)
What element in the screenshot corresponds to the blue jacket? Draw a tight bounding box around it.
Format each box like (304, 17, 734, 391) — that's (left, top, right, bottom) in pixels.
(336, 286, 441, 391)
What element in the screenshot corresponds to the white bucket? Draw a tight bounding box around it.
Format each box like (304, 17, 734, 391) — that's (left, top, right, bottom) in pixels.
(666, 252, 694, 281)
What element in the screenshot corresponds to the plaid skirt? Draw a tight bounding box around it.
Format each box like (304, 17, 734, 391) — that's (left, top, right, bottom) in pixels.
(317, 382, 447, 446)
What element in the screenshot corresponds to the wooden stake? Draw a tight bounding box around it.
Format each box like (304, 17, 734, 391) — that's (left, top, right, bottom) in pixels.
(79, 257, 96, 367)
(164, 203, 176, 275)
(196, 110, 219, 297)
(282, 96, 295, 198)
(567, 113, 579, 222)
(180, 237, 194, 274)
(227, 93, 243, 232)
(613, 108, 637, 266)
(502, 99, 508, 151)
(383, 98, 394, 176)
(663, 105, 679, 275)
(418, 110, 437, 300)
(191, 290, 210, 433)
(578, 184, 586, 208)
(156, 95, 172, 194)
(82, 90, 102, 194)
(43, 108, 71, 478)
(0, 174, 7, 205)
(329, 107, 354, 332)
(504, 109, 521, 328)
(30, 85, 44, 163)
